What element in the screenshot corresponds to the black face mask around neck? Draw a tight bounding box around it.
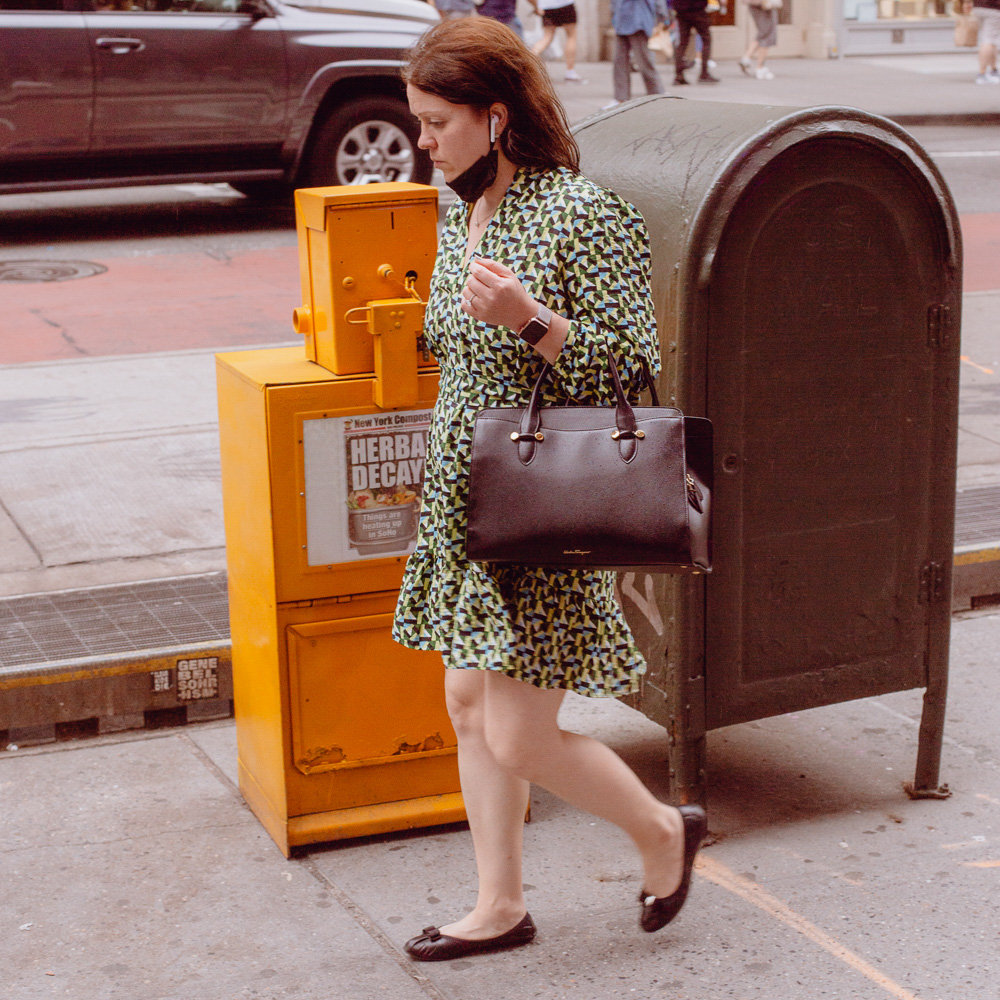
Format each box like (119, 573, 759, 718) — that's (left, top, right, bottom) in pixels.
(446, 119, 499, 204)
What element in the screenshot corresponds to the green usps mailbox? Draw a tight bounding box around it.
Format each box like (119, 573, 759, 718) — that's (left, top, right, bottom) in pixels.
(575, 98, 961, 806)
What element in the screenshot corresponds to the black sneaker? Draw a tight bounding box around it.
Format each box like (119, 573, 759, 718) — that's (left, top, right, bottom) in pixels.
(698, 72, 720, 83)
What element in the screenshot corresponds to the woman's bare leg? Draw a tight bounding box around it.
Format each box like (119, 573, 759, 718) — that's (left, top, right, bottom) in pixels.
(533, 25, 555, 56)
(439, 669, 531, 940)
(482, 671, 685, 898)
(563, 23, 578, 71)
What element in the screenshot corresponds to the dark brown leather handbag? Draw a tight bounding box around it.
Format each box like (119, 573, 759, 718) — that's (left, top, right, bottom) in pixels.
(465, 350, 712, 574)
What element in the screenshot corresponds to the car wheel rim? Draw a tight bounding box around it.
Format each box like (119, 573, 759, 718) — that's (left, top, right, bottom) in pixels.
(336, 120, 415, 184)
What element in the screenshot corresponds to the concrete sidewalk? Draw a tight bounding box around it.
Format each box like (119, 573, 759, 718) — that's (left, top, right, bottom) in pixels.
(2, 284, 998, 599)
(549, 49, 1000, 126)
(2, 609, 999, 1000)
(548, 52, 1000, 124)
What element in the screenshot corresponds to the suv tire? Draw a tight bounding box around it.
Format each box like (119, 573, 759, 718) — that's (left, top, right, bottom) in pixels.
(299, 95, 432, 188)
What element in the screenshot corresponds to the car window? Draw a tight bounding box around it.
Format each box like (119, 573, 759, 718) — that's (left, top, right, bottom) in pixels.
(87, 0, 249, 11)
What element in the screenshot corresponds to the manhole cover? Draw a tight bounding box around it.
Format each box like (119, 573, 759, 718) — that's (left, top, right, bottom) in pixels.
(0, 260, 108, 283)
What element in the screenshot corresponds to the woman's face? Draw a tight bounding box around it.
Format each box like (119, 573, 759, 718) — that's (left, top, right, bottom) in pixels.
(406, 85, 491, 183)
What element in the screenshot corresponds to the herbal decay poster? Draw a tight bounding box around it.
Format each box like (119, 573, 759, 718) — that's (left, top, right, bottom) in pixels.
(301, 409, 432, 565)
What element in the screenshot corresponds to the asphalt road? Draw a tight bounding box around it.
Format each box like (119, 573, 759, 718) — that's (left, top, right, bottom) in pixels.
(1, 121, 998, 364)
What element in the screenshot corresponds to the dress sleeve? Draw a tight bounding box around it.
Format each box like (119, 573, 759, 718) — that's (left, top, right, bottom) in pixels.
(547, 189, 662, 403)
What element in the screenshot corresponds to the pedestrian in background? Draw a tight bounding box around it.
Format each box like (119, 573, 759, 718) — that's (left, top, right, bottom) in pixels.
(478, 0, 524, 37)
(398, 15, 707, 963)
(606, 0, 668, 107)
(671, 0, 719, 84)
(431, 0, 477, 19)
(532, 0, 587, 81)
(968, 0, 1000, 83)
(739, 0, 779, 79)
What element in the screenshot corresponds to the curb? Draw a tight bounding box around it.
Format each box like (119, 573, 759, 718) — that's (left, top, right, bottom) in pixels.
(888, 112, 1000, 127)
(0, 641, 232, 749)
(953, 544, 1000, 611)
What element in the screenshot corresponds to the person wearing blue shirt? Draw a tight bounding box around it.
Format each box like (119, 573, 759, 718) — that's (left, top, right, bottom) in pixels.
(607, 0, 668, 106)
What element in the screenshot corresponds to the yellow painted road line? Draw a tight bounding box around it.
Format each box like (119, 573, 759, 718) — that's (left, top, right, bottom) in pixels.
(696, 855, 925, 1000)
(960, 355, 995, 375)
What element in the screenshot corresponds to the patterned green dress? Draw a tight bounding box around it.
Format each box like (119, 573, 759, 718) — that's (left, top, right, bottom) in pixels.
(392, 166, 661, 698)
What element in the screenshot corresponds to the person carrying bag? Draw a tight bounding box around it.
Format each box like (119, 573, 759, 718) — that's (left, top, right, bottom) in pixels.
(394, 17, 708, 964)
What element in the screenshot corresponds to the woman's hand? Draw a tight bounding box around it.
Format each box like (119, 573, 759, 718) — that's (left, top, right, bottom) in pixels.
(461, 258, 537, 333)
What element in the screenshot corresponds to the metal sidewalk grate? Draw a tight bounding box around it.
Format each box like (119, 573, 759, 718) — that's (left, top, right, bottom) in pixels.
(0, 573, 229, 671)
(955, 485, 1000, 549)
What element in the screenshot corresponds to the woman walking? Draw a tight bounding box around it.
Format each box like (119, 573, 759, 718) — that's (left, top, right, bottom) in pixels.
(394, 17, 707, 962)
(531, 0, 586, 81)
(739, 0, 780, 79)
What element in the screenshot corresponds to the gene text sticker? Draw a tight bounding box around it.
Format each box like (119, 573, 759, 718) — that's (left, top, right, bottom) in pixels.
(176, 657, 219, 701)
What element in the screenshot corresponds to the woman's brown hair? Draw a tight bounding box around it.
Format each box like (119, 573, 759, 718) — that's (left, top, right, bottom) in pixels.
(403, 18, 580, 173)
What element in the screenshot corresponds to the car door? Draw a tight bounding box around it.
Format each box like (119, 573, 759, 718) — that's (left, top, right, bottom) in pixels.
(83, 0, 287, 155)
(0, 0, 93, 160)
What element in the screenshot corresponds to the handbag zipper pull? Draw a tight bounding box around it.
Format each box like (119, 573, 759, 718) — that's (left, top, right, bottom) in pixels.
(686, 473, 704, 513)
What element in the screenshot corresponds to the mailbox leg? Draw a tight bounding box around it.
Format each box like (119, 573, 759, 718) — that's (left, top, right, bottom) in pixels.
(906, 681, 951, 799)
(905, 616, 952, 800)
(669, 731, 707, 808)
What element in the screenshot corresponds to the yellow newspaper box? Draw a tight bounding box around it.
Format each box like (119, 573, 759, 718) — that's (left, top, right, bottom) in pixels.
(216, 183, 464, 856)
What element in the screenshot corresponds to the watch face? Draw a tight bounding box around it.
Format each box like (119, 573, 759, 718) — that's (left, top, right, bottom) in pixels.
(520, 319, 548, 345)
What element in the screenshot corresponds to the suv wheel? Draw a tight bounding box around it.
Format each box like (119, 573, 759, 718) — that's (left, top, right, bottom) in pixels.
(301, 96, 432, 187)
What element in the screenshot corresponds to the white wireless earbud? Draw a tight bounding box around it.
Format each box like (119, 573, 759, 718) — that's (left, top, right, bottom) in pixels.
(490, 115, 499, 144)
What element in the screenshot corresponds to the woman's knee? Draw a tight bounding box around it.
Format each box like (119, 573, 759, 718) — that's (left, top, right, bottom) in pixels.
(443, 669, 486, 741)
(483, 721, 540, 779)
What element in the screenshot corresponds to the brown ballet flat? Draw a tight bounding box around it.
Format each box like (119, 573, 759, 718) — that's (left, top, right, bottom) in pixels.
(639, 805, 707, 932)
(404, 913, 536, 962)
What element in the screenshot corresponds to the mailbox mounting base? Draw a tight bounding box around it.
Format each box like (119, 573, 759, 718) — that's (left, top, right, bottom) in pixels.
(902, 781, 952, 800)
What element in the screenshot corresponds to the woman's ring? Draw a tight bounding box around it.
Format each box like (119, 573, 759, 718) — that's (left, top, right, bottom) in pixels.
(468, 292, 477, 306)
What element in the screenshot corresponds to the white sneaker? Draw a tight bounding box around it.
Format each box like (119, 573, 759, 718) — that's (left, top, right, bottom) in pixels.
(988, 68, 1000, 82)
(564, 69, 587, 83)
(755, 66, 774, 80)
(738, 56, 753, 76)
(707, 59, 717, 69)
(974, 73, 999, 84)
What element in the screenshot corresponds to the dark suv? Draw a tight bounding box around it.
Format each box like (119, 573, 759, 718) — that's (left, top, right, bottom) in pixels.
(0, 0, 436, 196)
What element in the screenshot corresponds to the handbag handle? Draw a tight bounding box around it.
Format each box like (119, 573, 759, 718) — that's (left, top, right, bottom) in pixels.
(512, 349, 655, 463)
